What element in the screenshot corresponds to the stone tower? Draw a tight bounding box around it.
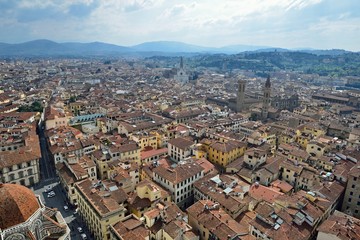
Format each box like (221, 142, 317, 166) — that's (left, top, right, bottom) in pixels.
(180, 56, 184, 68)
(236, 80, 246, 112)
(174, 56, 189, 83)
(261, 76, 271, 119)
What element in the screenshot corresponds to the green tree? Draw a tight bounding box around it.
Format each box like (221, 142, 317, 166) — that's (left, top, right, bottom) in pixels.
(69, 96, 77, 103)
(17, 101, 43, 112)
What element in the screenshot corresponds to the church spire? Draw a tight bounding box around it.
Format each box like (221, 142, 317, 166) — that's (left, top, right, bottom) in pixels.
(180, 56, 184, 69)
(265, 75, 271, 88)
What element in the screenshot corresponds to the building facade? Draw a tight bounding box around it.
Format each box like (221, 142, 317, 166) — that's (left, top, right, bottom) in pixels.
(342, 163, 360, 218)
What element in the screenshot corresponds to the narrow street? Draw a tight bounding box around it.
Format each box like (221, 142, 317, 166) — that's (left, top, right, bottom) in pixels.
(33, 123, 91, 240)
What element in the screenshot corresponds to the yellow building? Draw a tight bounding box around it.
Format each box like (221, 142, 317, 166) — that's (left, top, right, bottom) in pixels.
(302, 122, 326, 138)
(296, 132, 311, 148)
(317, 156, 335, 172)
(279, 159, 303, 187)
(150, 130, 166, 148)
(108, 142, 141, 165)
(306, 141, 326, 157)
(193, 144, 208, 159)
(288, 149, 310, 163)
(131, 133, 158, 151)
(128, 179, 171, 217)
(74, 179, 128, 240)
(205, 139, 246, 167)
(69, 101, 86, 115)
(96, 117, 107, 133)
(278, 130, 296, 145)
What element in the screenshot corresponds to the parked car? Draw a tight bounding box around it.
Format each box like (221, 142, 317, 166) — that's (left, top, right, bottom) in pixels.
(63, 205, 69, 211)
(47, 191, 56, 198)
(44, 186, 53, 193)
(77, 227, 83, 233)
(80, 233, 87, 240)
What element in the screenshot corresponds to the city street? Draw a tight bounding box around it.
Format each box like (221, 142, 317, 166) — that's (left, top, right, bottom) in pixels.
(33, 124, 92, 240)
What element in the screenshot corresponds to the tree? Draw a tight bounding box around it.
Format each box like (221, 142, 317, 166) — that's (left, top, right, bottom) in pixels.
(69, 96, 77, 103)
(249, 113, 258, 121)
(17, 101, 43, 112)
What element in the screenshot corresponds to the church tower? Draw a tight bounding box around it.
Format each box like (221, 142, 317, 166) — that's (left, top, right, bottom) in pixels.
(261, 76, 271, 119)
(236, 80, 246, 112)
(174, 56, 189, 83)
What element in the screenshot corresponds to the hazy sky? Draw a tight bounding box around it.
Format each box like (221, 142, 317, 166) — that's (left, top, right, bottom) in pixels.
(1, 0, 359, 50)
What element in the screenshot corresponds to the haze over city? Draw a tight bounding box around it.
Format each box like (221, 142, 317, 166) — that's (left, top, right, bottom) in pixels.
(0, 0, 360, 51)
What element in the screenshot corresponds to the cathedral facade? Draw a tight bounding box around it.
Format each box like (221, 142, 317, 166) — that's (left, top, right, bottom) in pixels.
(174, 57, 189, 84)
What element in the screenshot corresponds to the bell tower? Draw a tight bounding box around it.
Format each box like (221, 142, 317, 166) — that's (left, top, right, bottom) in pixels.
(261, 76, 271, 119)
(236, 80, 246, 112)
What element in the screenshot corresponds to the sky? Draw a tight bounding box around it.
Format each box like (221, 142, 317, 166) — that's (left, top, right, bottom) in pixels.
(0, 0, 359, 51)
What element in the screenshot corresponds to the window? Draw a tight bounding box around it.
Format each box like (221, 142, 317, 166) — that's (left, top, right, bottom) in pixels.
(350, 192, 354, 196)
(349, 198, 352, 203)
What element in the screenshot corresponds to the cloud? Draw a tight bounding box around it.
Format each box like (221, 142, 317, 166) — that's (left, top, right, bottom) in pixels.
(0, 0, 359, 50)
(161, 2, 197, 18)
(68, 1, 100, 17)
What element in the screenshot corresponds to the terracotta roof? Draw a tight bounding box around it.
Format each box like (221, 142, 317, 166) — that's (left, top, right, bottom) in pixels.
(317, 210, 360, 240)
(111, 215, 149, 240)
(187, 200, 247, 239)
(249, 183, 283, 203)
(168, 137, 194, 150)
(141, 148, 167, 160)
(153, 161, 203, 184)
(0, 183, 40, 230)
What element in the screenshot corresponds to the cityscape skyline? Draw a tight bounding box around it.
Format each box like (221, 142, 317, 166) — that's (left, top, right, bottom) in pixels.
(0, 0, 360, 51)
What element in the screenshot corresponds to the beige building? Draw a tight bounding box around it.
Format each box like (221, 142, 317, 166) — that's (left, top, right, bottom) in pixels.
(153, 161, 204, 209)
(44, 106, 72, 130)
(243, 148, 267, 170)
(167, 137, 194, 162)
(57, 155, 97, 205)
(128, 178, 171, 217)
(74, 179, 128, 240)
(342, 163, 360, 218)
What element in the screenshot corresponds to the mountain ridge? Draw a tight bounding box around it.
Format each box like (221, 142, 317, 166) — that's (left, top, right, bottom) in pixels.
(0, 39, 354, 57)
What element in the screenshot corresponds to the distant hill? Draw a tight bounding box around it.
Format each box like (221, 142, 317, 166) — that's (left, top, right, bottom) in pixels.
(131, 41, 272, 54)
(131, 41, 214, 53)
(0, 39, 133, 56)
(0, 39, 355, 57)
(299, 49, 352, 56)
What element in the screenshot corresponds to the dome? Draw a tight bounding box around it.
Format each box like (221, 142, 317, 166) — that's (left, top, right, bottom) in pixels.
(0, 183, 40, 230)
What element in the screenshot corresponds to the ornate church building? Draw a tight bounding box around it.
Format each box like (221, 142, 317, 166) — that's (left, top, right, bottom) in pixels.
(229, 76, 299, 120)
(0, 183, 70, 240)
(174, 57, 189, 84)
